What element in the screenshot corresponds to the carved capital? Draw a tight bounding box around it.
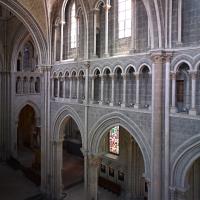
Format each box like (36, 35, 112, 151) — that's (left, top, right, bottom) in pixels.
(134, 72, 140, 80)
(190, 71, 197, 80)
(89, 155, 102, 168)
(170, 72, 176, 80)
(122, 73, 128, 80)
(103, 4, 111, 11)
(84, 61, 90, 69)
(151, 54, 165, 64)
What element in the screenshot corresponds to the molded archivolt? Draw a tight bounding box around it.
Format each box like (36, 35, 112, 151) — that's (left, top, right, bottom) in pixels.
(15, 101, 41, 124)
(88, 111, 151, 179)
(52, 106, 85, 144)
(171, 135, 200, 189)
(0, 0, 47, 65)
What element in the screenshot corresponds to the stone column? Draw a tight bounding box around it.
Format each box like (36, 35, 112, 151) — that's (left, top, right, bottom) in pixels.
(126, 137, 133, 199)
(39, 66, 51, 197)
(77, 76, 80, 102)
(103, 3, 111, 57)
(57, 78, 60, 98)
(130, 0, 137, 53)
(150, 52, 164, 200)
(177, 0, 182, 45)
(99, 75, 104, 105)
(69, 76, 72, 99)
(90, 75, 95, 104)
(84, 61, 90, 104)
(134, 73, 140, 109)
(51, 139, 63, 200)
(93, 9, 99, 57)
(63, 77, 66, 98)
(51, 77, 54, 98)
(121, 73, 127, 108)
(76, 16, 80, 60)
(60, 21, 65, 61)
(80, 148, 89, 200)
(171, 72, 177, 113)
(88, 155, 102, 200)
(110, 74, 115, 106)
(189, 71, 197, 115)
(164, 54, 172, 200)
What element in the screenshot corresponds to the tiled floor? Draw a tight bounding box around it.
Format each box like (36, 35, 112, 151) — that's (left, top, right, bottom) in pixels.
(0, 163, 40, 200)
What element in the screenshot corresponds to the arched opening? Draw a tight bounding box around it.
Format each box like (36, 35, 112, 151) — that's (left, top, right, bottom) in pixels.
(59, 73, 64, 98)
(94, 69, 101, 103)
(114, 68, 123, 106)
(78, 71, 85, 102)
(126, 67, 136, 107)
(71, 71, 77, 99)
(185, 157, 200, 200)
(61, 117, 84, 189)
(176, 63, 190, 113)
(196, 66, 200, 114)
(94, 125, 147, 199)
(104, 69, 111, 104)
(65, 72, 70, 98)
(17, 105, 41, 184)
(54, 77, 58, 97)
(94, 2, 105, 58)
(140, 66, 152, 109)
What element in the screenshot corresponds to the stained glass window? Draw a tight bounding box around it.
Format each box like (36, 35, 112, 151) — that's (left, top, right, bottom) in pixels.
(71, 2, 77, 48)
(118, 0, 131, 39)
(109, 126, 120, 155)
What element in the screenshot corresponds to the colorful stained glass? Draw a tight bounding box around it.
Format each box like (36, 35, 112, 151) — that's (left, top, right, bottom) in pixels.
(109, 126, 119, 155)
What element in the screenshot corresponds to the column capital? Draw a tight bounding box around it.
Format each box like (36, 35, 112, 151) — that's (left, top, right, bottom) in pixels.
(100, 74, 105, 79)
(92, 8, 100, 13)
(88, 154, 102, 168)
(170, 72, 176, 80)
(165, 52, 173, 63)
(84, 61, 90, 69)
(110, 73, 116, 79)
(122, 73, 128, 79)
(134, 72, 140, 80)
(80, 148, 89, 156)
(151, 54, 165, 64)
(103, 4, 111, 11)
(189, 70, 197, 79)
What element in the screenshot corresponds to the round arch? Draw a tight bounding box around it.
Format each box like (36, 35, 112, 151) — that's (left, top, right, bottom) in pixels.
(171, 135, 200, 189)
(88, 112, 151, 178)
(0, 0, 47, 64)
(52, 106, 85, 144)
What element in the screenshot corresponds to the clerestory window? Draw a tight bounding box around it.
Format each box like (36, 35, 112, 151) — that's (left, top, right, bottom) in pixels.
(118, 0, 131, 39)
(71, 2, 77, 48)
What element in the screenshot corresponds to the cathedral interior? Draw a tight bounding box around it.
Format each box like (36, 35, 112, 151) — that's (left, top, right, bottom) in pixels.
(0, 0, 200, 200)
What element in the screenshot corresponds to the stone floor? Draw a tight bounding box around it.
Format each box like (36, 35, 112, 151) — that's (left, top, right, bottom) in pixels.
(0, 162, 40, 200)
(62, 151, 84, 189)
(64, 183, 121, 200)
(0, 162, 120, 200)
